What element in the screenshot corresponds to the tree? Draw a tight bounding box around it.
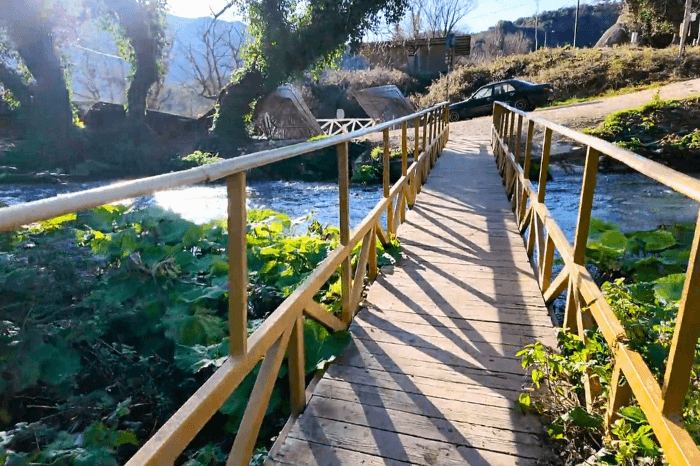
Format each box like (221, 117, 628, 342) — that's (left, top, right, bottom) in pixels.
(102, 0, 169, 127)
(420, 0, 476, 38)
(623, 0, 684, 47)
(0, 0, 77, 165)
(181, 21, 246, 100)
(212, 0, 410, 145)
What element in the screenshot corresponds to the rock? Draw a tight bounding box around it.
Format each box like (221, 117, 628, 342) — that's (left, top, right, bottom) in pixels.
(595, 16, 630, 48)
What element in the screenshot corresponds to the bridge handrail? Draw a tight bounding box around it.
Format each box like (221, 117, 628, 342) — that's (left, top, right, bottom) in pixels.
(0, 106, 443, 233)
(492, 102, 700, 466)
(0, 103, 449, 466)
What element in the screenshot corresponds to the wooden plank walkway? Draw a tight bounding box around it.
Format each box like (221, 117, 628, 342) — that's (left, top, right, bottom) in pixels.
(270, 127, 559, 465)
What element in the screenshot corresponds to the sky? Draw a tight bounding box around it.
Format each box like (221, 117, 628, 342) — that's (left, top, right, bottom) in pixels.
(167, 0, 599, 33)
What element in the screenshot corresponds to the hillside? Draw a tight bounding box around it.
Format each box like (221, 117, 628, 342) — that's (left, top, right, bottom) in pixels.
(469, 3, 620, 58)
(416, 46, 700, 108)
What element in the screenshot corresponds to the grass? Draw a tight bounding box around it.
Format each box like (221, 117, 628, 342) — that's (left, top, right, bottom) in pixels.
(415, 46, 700, 109)
(584, 94, 700, 171)
(546, 82, 666, 108)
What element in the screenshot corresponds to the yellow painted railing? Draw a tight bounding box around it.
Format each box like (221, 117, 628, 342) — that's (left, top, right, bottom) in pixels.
(492, 102, 700, 466)
(0, 103, 449, 465)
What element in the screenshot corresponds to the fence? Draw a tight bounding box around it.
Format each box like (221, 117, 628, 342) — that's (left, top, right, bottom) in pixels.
(0, 102, 449, 465)
(317, 118, 376, 136)
(492, 101, 700, 466)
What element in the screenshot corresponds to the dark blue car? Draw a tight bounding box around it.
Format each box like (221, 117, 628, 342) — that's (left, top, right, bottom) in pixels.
(448, 79, 553, 122)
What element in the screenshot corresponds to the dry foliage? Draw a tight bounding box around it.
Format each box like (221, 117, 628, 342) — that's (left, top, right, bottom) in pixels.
(415, 46, 700, 107)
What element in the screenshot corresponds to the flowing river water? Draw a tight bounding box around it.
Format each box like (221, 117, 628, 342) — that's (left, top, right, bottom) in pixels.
(0, 164, 697, 237)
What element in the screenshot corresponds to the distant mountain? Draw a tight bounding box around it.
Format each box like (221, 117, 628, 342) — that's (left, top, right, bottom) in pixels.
(67, 14, 247, 114)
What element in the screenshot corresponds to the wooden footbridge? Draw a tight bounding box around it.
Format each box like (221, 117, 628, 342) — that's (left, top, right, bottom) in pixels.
(2, 102, 700, 465)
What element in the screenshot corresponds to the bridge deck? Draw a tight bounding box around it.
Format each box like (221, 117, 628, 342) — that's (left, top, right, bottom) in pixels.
(270, 127, 558, 465)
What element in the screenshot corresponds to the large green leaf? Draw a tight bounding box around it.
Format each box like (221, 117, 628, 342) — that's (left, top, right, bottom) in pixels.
(588, 218, 620, 241)
(599, 230, 627, 252)
(561, 406, 603, 428)
(654, 273, 686, 304)
(303, 320, 352, 373)
(629, 230, 676, 252)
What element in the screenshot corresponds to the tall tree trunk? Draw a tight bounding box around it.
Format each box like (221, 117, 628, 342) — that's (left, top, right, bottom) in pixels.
(125, 43, 159, 128)
(7, 27, 75, 166)
(213, 67, 265, 143)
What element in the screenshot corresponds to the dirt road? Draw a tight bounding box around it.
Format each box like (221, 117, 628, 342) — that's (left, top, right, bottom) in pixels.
(367, 78, 700, 149)
(535, 77, 700, 128)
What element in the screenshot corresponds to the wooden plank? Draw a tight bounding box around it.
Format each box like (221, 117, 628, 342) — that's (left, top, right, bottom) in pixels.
(354, 310, 554, 349)
(314, 378, 544, 432)
(364, 286, 553, 323)
(302, 396, 546, 458)
(287, 414, 537, 465)
(273, 437, 412, 466)
(325, 360, 525, 406)
(360, 306, 556, 339)
(344, 328, 527, 375)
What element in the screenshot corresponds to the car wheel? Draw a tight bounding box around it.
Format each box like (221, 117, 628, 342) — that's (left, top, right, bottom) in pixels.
(449, 111, 460, 122)
(514, 98, 529, 111)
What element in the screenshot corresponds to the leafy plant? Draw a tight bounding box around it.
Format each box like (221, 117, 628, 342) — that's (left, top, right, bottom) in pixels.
(0, 205, 399, 464)
(519, 218, 700, 463)
(181, 151, 223, 167)
(351, 164, 380, 184)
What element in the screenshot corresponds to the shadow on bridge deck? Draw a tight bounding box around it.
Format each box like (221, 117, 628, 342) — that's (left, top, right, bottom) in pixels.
(270, 125, 560, 465)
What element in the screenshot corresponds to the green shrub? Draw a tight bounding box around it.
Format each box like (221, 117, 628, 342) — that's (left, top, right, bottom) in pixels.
(181, 150, 223, 166)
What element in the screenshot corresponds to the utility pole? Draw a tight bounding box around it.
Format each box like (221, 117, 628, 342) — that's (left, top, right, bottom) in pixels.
(534, 0, 540, 51)
(679, 0, 693, 57)
(573, 0, 580, 48)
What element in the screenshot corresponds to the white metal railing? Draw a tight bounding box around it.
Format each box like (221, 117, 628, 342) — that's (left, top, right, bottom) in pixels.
(317, 118, 376, 136)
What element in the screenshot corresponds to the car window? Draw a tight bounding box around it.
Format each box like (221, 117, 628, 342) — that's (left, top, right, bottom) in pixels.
(474, 86, 492, 99)
(494, 84, 515, 95)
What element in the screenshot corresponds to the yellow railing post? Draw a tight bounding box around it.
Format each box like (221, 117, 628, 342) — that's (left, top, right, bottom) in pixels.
(400, 121, 408, 224)
(537, 128, 552, 203)
(383, 128, 393, 235)
(606, 362, 633, 428)
(288, 315, 306, 416)
(515, 114, 523, 164)
(368, 226, 378, 280)
(401, 121, 408, 177)
(508, 110, 516, 151)
(337, 141, 352, 325)
(227, 173, 247, 357)
(661, 209, 700, 417)
(564, 146, 600, 332)
(410, 116, 420, 207)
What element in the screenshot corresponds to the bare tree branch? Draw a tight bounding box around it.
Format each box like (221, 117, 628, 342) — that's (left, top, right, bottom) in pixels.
(179, 21, 245, 100)
(420, 0, 476, 37)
